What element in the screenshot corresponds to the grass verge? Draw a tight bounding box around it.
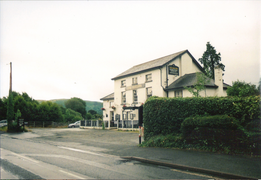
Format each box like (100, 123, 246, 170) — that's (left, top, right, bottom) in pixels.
(140, 133, 261, 157)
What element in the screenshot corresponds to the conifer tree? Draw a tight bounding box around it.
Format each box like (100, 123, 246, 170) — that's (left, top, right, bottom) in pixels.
(199, 42, 225, 79)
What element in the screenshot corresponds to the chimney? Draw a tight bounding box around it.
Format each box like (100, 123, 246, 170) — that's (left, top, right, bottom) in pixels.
(214, 65, 224, 97)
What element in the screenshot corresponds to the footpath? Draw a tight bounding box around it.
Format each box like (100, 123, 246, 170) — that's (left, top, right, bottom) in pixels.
(104, 130, 261, 179)
(119, 145, 260, 179)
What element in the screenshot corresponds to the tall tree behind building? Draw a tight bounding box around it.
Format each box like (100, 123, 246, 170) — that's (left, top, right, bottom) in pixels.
(199, 42, 225, 79)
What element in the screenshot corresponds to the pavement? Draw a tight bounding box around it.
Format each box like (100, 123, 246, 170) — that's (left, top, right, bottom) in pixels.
(120, 148, 260, 179)
(1, 128, 261, 179)
(94, 129, 261, 179)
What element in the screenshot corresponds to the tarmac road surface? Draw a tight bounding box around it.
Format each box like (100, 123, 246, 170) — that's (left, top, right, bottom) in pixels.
(0, 128, 214, 179)
(1, 128, 260, 179)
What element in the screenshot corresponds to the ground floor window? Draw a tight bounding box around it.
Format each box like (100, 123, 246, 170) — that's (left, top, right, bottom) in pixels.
(110, 111, 114, 121)
(175, 90, 183, 97)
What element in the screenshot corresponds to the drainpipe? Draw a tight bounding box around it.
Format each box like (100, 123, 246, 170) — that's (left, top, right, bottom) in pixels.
(160, 67, 168, 97)
(166, 65, 169, 97)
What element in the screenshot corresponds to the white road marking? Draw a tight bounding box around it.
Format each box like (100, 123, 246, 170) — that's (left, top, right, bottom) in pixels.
(171, 169, 216, 179)
(59, 170, 85, 179)
(58, 146, 118, 158)
(10, 152, 39, 164)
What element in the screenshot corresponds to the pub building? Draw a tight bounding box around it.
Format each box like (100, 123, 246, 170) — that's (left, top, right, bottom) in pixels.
(100, 50, 230, 128)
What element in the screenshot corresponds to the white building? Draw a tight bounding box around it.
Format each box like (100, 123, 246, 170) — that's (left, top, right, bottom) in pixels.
(100, 50, 230, 127)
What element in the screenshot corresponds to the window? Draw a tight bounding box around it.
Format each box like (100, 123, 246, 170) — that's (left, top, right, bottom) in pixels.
(109, 101, 114, 107)
(175, 90, 183, 97)
(132, 77, 138, 85)
(133, 90, 138, 103)
(121, 80, 126, 87)
(146, 87, 152, 99)
(110, 111, 114, 121)
(121, 91, 126, 104)
(146, 74, 152, 82)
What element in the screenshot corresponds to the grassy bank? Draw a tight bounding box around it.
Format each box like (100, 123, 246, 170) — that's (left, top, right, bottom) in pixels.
(140, 133, 261, 157)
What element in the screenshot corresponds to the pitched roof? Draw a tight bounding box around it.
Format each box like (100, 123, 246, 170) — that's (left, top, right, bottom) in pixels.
(100, 93, 114, 100)
(166, 73, 230, 90)
(112, 50, 203, 80)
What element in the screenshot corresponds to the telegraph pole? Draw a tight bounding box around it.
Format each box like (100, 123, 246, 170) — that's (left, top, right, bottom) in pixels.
(10, 62, 12, 92)
(7, 62, 14, 130)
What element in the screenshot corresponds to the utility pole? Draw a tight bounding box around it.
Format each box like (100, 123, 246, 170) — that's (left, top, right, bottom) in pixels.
(10, 62, 12, 92)
(7, 62, 14, 131)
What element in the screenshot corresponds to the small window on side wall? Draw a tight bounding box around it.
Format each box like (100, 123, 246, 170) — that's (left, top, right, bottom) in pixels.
(175, 90, 183, 97)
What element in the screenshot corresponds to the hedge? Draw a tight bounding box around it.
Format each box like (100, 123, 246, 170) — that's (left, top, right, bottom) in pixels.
(143, 96, 260, 140)
(180, 115, 240, 137)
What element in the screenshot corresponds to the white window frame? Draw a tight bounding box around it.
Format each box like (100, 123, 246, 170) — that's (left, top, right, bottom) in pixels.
(132, 77, 138, 85)
(121, 80, 126, 87)
(175, 90, 183, 97)
(146, 87, 152, 99)
(133, 90, 138, 103)
(122, 91, 126, 104)
(146, 74, 152, 82)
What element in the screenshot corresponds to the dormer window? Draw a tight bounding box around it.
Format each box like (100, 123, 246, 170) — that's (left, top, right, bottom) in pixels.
(121, 80, 126, 87)
(132, 77, 138, 85)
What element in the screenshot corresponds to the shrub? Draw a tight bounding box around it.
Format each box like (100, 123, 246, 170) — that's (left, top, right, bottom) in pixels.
(180, 115, 240, 137)
(143, 96, 260, 140)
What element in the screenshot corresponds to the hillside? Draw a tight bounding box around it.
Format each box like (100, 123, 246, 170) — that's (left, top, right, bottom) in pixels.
(38, 99, 103, 115)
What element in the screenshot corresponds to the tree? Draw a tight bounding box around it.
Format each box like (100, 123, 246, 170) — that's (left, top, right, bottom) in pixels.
(49, 103, 64, 122)
(227, 80, 259, 97)
(0, 98, 7, 120)
(65, 97, 86, 117)
(86, 113, 92, 120)
(199, 42, 225, 79)
(184, 72, 210, 97)
(14, 95, 27, 119)
(64, 108, 82, 122)
(6, 90, 14, 130)
(88, 110, 97, 115)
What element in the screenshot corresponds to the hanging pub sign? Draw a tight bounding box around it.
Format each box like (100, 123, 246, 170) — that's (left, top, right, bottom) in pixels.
(168, 64, 179, 76)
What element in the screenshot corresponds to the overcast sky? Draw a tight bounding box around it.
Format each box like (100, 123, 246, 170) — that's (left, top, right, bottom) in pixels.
(0, 1, 260, 102)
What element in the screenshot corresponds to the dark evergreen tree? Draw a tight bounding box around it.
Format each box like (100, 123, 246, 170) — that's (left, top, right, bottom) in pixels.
(199, 42, 225, 79)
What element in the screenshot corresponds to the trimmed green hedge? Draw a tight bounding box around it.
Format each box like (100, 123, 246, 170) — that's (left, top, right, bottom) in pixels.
(180, 115, 240, 137)
(143, 96, 260, 140)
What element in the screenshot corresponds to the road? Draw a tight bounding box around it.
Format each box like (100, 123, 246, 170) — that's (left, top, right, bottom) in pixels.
(0, 128, 217, 179)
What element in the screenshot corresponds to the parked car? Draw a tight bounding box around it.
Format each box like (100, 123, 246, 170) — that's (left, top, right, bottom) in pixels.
(0, 120, 7, 128)
(68, 121, 80, 128)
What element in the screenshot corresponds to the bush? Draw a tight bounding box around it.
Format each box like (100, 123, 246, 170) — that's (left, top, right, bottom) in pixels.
(180, 115, 240, 137)
(244, 119, 261, 132)
(143, 96, 260, 140)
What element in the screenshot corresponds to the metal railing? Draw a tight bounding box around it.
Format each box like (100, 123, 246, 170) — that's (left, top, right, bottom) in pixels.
(114, 120, 139, 130)
(79, 120, 140, 129)
(80, 120, 103, 128)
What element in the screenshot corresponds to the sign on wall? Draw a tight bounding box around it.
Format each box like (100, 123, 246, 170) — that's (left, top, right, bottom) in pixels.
(169, 64, 179, 76)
